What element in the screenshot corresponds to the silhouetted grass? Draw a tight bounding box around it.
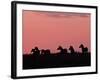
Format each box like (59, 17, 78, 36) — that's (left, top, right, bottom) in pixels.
(23, 52, 91, 69)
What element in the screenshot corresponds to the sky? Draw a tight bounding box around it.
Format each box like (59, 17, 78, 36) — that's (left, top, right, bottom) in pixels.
(22, 10, 91, 54)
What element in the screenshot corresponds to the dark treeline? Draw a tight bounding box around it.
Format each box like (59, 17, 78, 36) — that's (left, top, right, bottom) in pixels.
(23, 44, 91, 69)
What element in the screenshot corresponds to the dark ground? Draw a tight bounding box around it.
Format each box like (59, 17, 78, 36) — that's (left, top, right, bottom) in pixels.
(23, 52, 91, 69)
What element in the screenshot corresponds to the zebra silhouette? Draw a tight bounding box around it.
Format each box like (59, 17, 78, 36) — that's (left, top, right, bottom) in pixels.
(79, 44, 88, 53)
(69, 46, 75, 54)
(57, 46, 67, 54)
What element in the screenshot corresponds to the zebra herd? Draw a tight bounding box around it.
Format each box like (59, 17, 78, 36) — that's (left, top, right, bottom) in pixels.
(30, 44, 88, 55)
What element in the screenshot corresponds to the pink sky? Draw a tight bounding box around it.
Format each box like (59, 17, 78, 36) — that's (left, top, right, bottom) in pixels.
(22, 10, 91, 54)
